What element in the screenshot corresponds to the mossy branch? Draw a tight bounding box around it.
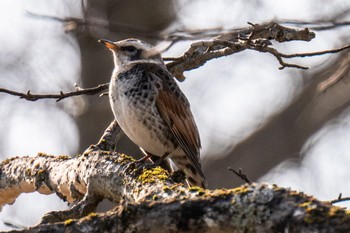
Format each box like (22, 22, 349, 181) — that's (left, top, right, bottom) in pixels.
(1, 151, 350, 232)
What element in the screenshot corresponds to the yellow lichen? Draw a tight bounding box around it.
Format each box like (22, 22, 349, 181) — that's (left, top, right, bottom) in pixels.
(301, 201, 330, 224)
(232, 186, 250, 195)
(64, 219, 74, 226)
(88, 212, 97, 218)
(299, 201, 313, 209)
(188, 186, 205, 195)
(118, 153, 136, 164)
(328, 207, 341, 217)
(138, 166, 169, 184)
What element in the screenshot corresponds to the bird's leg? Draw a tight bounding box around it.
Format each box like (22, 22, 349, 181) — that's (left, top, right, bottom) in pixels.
(149, 152, 172, 172)
(153, 152, 170, 166)
(135, 153, 152, 163)
(124, 149, 154, 173)
(125, 150, 171, 174)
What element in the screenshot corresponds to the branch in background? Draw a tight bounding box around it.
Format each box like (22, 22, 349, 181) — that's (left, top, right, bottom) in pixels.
(0, 83, 109, 102)
(26, 12, 162, 40)
(277, 19, 350, 31)
(251, 44, 350, 70)
(275, 8, 350, 31)
(165, 38, 350, 79)
(2, 18, 349, 98)
(276, 12, 350, 31)
(1, 152, 350, 232)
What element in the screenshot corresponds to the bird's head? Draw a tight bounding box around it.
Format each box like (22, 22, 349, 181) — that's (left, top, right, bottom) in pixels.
(99, 38, 163, 67)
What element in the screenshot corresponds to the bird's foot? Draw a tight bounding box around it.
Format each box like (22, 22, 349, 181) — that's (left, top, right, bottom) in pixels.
(124, 158, 155, 175)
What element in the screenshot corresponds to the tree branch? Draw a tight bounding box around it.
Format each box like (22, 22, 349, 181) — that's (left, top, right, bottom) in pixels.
(1, 22, 349, 99)
(0, 83, 109, 102)
(83, 120, 122, 154)
(330, 193, 350, 204)
(1, 152, 350, 232)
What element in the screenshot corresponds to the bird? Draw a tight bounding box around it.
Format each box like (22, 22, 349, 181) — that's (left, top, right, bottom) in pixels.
(99, 38, 207, 188)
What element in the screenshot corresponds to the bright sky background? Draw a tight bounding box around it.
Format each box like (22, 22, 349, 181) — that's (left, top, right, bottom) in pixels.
(1, 0, 350, 230)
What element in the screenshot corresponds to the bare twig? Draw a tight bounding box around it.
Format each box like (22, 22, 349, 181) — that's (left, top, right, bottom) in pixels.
(330, 193, 350, 204)
(164, 22, 317, 77)
(166, 37, 350, 77)
(83, 120, 122, 155)
(249, 44, 350, 70)
(2, 21, 349, 99)
(26, 11, 162, 40)
(228, 167, 251, 184)
(0, 83, 109, 102)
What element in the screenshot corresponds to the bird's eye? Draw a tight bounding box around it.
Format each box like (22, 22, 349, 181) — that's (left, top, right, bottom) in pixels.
(121, 46, 137, 53)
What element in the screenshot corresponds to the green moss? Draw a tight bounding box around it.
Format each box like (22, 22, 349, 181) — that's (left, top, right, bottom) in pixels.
(138, 166, 169, 184)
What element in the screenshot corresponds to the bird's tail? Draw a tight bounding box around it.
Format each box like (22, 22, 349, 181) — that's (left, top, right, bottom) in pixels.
(170, 155, 207, 189)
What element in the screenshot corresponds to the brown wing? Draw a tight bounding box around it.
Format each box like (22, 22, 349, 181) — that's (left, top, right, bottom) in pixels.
(147, 64, 204, 179)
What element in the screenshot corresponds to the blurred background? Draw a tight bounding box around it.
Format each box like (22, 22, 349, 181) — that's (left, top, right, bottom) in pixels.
(1, 0, 350, 230)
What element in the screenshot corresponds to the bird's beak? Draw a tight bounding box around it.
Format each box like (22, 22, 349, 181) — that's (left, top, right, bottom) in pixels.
(98, 39, 119, 51)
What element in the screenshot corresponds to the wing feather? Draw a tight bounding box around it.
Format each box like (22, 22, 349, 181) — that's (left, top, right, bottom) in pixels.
(145, 64, 204, 179)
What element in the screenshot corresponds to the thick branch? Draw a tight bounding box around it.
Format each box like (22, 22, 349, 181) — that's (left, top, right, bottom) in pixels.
(1, 152, 350, 232)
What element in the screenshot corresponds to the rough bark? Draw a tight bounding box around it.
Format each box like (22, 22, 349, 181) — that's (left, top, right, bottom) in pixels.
(1, 151, 350, 233)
